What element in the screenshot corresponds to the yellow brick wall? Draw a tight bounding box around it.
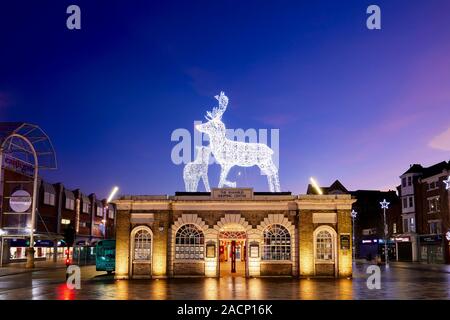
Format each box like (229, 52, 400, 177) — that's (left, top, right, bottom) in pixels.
(337, 209, 353, 277)
(299, 211, 314, 276)
(114, 210, 130, 279)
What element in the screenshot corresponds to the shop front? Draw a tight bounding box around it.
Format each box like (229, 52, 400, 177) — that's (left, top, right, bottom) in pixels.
(359, 236, 396, 262)
(419, 234, 445, 264)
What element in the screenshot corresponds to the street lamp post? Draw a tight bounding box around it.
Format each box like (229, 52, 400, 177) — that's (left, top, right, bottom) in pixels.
(351, 210, 358, 263)
(380, 199, 390, 269)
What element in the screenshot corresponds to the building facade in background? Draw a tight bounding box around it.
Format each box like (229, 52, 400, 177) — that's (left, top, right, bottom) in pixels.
(0, 157, 116, 264)
(114, 189, 355, 279)
(399, 161, 450, 264)
(306, 180, 403, 263)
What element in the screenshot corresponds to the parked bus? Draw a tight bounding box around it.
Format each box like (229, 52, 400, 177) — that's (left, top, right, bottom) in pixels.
(95, 240, 116, 274)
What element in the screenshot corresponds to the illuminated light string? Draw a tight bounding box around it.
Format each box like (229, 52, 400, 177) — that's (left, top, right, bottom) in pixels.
(184, 91, 281, 192)
(380, 199, 390, 209)
(444, 176, 450, 190)
(183, 146, 211, 192)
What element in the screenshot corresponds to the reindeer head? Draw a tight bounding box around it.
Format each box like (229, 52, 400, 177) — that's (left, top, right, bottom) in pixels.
(195, 91, 228, 138)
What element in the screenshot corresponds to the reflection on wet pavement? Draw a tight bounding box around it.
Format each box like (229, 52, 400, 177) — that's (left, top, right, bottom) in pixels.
(1, 263, 450, 300)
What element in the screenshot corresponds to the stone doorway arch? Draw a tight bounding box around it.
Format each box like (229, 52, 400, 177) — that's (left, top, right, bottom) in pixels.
(214, 214, 253, 277)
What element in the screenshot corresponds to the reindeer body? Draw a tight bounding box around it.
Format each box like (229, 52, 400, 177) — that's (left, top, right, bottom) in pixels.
(196, 92, 281, 192)
(183, 146, 211, 192)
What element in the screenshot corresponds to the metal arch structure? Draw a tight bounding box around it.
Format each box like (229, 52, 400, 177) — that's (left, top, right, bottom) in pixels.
(0, 122, 57, 268)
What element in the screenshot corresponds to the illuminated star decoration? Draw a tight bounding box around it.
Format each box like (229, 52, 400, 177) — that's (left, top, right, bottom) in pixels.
(380, 199, 390, 209)
(444, 176, 450, 190)
(351, 210, 358, 218)
(446, 231, 450, 242)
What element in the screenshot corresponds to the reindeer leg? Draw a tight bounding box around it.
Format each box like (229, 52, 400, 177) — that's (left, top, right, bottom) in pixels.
(218, 164, 233, 188)
(202, 173, 210, 192)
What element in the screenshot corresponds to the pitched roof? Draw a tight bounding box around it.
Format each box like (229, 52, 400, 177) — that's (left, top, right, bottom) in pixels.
(422, 161, 450, 179)
(306, 179, 348, 195)
(402, 164, 423, 175)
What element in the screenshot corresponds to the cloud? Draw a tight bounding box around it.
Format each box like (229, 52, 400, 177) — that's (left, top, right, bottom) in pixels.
(429, 127, 450, 151)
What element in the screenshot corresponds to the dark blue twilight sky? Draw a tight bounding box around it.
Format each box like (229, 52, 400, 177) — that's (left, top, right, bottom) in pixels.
(1, 1, 450, 198)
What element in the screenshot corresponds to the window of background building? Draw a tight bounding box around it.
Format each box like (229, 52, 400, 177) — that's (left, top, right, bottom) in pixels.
(262, 224, 291, 261)
(428, 197, 441, 213)
(96, 206, 103, 217)
(393, 223, 397, 234)
(429, 221, 442, 234)
(108, 209, 114, 219)
(61, 219, 70, 225)
(65, 198, 74, 210)
(403, 217, 415, 233)
(175, 224, 204, 260)
(403, 218, 409, 233)
(407, 176, 412, 186)
(410, 218, 416, 232)
(402, 178, 406, 187)
(82, 202, 91, 213)
(403, 198, 407, 209)
(44, 192, 55, 206)
(409, 196, 414, 208)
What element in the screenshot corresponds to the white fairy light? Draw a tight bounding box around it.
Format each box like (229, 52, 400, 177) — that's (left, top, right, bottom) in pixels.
(183, 146, 211, 192)
(194, 91, 281, 192)
(380, 199, 390, 209)
(444, 176, 450, 190)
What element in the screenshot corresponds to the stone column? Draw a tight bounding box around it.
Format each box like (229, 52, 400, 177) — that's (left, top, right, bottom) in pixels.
(114, 210, 130, 279)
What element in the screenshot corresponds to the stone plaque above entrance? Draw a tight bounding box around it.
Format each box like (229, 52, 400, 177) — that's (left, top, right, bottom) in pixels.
(211, 188, 253, 200)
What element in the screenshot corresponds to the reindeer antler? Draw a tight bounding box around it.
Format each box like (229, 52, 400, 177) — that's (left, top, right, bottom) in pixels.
(205, 91, 228, 120)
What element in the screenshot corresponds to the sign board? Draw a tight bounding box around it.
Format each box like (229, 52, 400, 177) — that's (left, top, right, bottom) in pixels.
(3, 155, 34, 177)
(206, 242, 216, 258)
(9, 190, 32, 213)
(419, 235, 442, 244)
(340, 234, 350, 250)
(211, 188, 253, 200)
(249, 242, 259, 258)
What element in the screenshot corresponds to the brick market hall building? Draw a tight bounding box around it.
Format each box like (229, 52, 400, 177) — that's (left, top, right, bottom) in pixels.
(114, 188, 355, 279)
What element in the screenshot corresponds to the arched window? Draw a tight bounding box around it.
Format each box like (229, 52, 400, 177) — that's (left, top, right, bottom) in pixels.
(175, 224, 204, 260)
(316, 230, 333, 261)
(133, 229, 152, 261)
(262, 224, 291, 261)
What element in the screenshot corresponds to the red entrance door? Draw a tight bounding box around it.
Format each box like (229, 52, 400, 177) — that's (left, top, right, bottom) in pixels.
(231, 240, 236, 273)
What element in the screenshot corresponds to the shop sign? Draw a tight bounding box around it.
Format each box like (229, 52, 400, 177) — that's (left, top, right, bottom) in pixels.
(340, 234, 350, 250)
(3, 155, 34, 177)
(249, 241, 259, 258)
(9, 190, 32, 213)
(420, 235, 442, 244)
(211, 188, 253, 200)
(206, 242, 216, 258)
(394, 237, 410, 242)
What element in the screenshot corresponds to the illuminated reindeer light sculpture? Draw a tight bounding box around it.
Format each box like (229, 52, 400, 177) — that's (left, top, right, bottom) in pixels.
(183, 146, 211, 192)
(196, 92, 281, 192)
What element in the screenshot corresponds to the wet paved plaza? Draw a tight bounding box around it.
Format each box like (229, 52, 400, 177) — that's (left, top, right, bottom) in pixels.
(1, 263, 450, 300)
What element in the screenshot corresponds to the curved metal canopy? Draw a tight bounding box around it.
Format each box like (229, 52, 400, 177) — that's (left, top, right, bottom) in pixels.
(0, 122, 57, 169)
